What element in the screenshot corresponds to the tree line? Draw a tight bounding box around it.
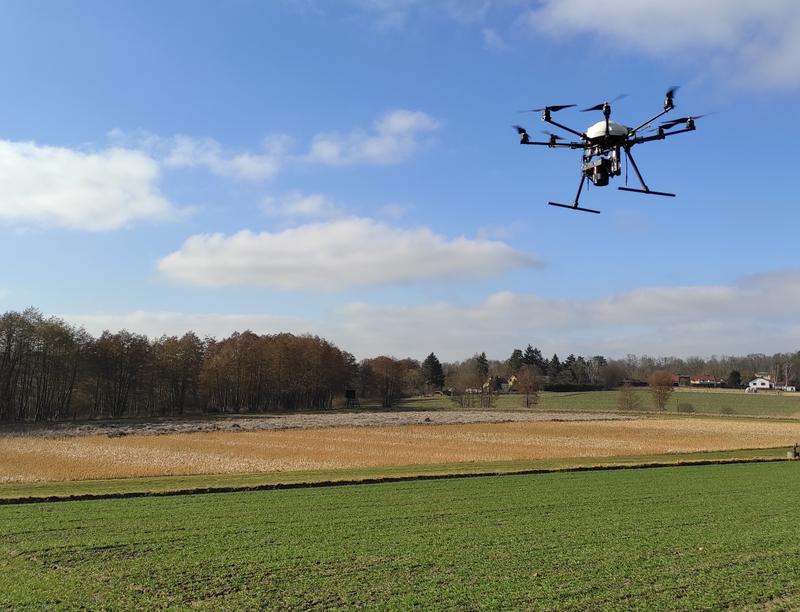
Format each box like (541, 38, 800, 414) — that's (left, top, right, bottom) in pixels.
(0, 308, 352, 422)
(2, 308, 799, 422)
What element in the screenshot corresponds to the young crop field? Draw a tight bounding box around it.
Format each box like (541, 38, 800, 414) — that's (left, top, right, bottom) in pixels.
(4, 417, 800, 483)
(401, 388, 800, 418)
(2, 462, 800, 609)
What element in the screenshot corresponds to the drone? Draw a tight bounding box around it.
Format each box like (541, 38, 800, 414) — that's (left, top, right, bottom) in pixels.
(513, 87, 707, 214)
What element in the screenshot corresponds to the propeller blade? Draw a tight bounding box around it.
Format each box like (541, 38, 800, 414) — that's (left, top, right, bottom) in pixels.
(539, 130, 564, 140)
(524, 104, 576, 113)
(581, 94, 626, 112)
(661, 117, 690, 129)
(661, 113, 712, 129)
(512, 125, 528, 135)
(666, 86, 680, 101)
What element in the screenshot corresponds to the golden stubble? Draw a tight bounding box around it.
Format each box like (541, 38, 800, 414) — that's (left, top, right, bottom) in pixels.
(2, 418, 800, 483)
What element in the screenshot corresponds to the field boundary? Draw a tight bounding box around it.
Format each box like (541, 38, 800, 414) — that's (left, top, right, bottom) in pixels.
(2, 455, 793, 506)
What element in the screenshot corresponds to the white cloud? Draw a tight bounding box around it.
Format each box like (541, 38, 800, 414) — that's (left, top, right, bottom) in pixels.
(63, 270, 800, 360)
(63, 310, 310, 340)
(349, 1, 800, 88)
(112, 110, 438, 179)
(157, 217, 536, 291)
(482, 27, 509, 52)
(307, 109, 440, 165)
(260, 192, 346, 219)
(109, 129, 289, 182)
(163, 135, 287, 181)
(0, 140, 175, 231)
(524, 0, 800, 88)
(332, 271, 800, 359)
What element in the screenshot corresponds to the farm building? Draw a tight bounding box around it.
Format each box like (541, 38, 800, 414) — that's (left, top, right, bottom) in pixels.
(671, 374, 691, 387)
(690, 374, 721, 387)
(748, 377, 773, 391)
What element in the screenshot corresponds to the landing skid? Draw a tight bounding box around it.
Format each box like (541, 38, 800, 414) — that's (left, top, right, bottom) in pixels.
(618, 187, 675, 197)
(548, 201, 601, 214)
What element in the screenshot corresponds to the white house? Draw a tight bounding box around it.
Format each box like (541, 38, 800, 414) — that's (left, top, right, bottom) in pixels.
(748, 377, 773, 391)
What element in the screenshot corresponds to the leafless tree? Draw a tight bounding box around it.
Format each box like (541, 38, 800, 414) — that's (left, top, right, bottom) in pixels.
(648, 369, 674, 411)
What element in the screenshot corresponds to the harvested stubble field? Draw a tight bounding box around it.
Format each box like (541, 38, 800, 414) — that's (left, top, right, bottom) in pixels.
(3, 415, 800, 483)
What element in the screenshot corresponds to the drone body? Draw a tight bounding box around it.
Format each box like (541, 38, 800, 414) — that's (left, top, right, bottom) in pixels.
(514, 88, 705, 213)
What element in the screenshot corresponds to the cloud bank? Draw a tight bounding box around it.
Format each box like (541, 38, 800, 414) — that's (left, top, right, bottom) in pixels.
(0, 140, 174, 231)
(335, 271, 800, 359)
(525, 0, 800, 88)
(307, 110, 440, 165)
(349, 1, 800, 89)
(157, 217, 536, 290)
(66, 270, 800, 360)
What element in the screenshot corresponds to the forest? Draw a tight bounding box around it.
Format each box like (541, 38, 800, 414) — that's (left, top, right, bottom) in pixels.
(1, 307, 799, 422)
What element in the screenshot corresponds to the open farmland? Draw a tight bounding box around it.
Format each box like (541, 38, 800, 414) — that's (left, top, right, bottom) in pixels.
(401, 388, 800, 418)
(4, 416, 800, 483)
(3, 462, 800, 609)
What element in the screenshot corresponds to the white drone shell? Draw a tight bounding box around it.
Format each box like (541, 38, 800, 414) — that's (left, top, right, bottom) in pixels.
(586, 120, 629, 140)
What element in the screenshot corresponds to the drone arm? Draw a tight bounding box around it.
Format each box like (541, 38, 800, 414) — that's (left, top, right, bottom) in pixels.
(629, 125, 695, 146)
(543, 117, 586, 140)
(629, 107, 672, 136)
(522, 140, 584, 149)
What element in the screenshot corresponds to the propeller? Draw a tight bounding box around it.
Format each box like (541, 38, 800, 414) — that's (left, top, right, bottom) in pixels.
(665, 86, 679, 103)
(580, 94, 627, 112)
(521, 104, 576, 113)
(512, 124, 530, 144)
(540, 130, 564, 140)
(660, 113, 712, 130)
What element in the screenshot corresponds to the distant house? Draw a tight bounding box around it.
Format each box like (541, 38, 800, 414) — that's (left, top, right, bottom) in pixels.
(671, 374, 691, 387)
(691, 374, 721, 387)
(748, 377, 773, 391)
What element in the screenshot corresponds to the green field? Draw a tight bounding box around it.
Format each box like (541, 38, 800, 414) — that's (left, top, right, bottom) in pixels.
(399, 388, 800, 418)
(3, 461, 800, 609)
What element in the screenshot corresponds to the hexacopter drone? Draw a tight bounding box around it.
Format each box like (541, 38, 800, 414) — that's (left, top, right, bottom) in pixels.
(513, 87, 707, 214)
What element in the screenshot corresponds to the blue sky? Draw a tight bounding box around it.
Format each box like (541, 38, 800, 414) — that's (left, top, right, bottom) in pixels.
(1, 0, 799, 360)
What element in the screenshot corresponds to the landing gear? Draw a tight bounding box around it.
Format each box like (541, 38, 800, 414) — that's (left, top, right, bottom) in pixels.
(617, 147, 675, 198)
(548, 175, 601, 214)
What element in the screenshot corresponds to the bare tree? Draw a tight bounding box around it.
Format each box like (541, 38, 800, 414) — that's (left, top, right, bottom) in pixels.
(516, 364, 539, 408)
(648, 370, 674, 411)
(617, 383, 642, 411)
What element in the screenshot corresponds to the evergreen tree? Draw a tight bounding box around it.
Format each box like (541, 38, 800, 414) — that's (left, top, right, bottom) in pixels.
(476, 352, 490, 380)
(547, 354, 562, 379)
(563, 354, 578, 383)
(421, 352, 445, 390)
(507, 349, 524, 374)
(727, 369, 742, 388)
(522, 345, 546, 372)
